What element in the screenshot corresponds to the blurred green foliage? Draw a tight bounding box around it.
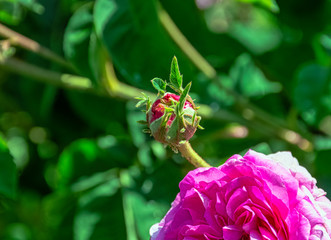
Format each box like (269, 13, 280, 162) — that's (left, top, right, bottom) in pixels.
(0, 0, 331, 239)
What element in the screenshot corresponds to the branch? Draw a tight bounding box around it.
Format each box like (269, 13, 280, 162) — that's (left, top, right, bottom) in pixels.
(0, 57, 91, 91)
(0, 23, 73, 70)
(0, 57, 312, 152)
(158, 6, 216, 79)
(0, 57, 239, 123)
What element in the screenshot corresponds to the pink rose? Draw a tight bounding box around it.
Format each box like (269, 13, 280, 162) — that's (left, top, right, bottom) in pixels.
(150, 150, 331, 239)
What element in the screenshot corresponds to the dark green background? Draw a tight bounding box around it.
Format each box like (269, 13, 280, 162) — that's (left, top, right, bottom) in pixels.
(0, 0, 331, 239)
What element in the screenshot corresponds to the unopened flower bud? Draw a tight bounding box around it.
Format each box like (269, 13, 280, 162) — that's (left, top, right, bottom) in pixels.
(146, 92, 200, 148)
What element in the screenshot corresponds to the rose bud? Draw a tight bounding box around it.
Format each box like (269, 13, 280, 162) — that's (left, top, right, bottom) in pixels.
(146, 92, 200, 148)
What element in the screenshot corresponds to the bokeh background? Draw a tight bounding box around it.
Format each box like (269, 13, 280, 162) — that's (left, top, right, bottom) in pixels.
(0, 0, 331, 239)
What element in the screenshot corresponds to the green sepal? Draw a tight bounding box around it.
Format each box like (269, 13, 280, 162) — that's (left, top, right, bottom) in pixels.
(149, 115, 163, 133)
(191, 111, 197, 125)
(135, 92, 151, 109)
(142, 129, 151, 133)
(149, 113, 169, 143)
(151, 78, 167, 94)
(167, 117, 180, 143)
(137, 120, 148, 125)
(169, 56, 183, 93)
(161, 113, 171, 127)
(178, 82, 192, 113)
(193, 116, 201, 127)
(163, 107, 175, 113)
(136, 99, 146, 108)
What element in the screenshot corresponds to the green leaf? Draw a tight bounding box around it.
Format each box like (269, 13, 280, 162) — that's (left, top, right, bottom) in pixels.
(74, 180, 126, 240)
(145, 161, 183, 203)
(66, 91, 127, 132)
(167, 117, 179, 143)
(228, 7, 281, 54)
(293, 64, 331, 126)
(237, 0, 279, 12)
(63, 2, 101, 84)
(0, 136, 17, 200)
(18, 0, 44, 14)
(315, 150, 331, 195)
(0, 1, 22, 25)
(178, 82, 191, 112)
(93, 0, 196, 90)
(314, 136, 331, 151)
(249, 142, 272, 154)
(230, 54, 282, 97)
(57, 138, 134, 188)
(151, 78, 167, 93)
(126, 191, 168, 240)
(169, 56, 183, 92)
(44, 193, 77, 239)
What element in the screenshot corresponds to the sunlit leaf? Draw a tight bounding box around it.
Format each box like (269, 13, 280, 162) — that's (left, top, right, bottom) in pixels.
(230, 54, 282, 97)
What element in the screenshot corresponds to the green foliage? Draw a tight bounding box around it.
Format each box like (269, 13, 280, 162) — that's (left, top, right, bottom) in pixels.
(237, 0, 279, 12)
(1, 0, 331, 239)
(0, 0, 43, 25)
(230, 54, 282, 97)
(0, 136, 17, 200)
(93, 0, 195, 90)
(63, 2, 98, 82)
(294, 64, 331, 126)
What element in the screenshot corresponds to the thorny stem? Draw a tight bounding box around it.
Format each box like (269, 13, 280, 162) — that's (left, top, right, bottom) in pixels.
(177, 141, 211, 168)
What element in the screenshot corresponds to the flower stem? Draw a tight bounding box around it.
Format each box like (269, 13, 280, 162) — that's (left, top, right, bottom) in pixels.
(177, 141, 211, 168)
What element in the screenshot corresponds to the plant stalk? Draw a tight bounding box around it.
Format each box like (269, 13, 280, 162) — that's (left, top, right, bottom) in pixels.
(177, 141, 211, 168)
(0, 23, 73, 69)
(0, 57, 312, 151)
